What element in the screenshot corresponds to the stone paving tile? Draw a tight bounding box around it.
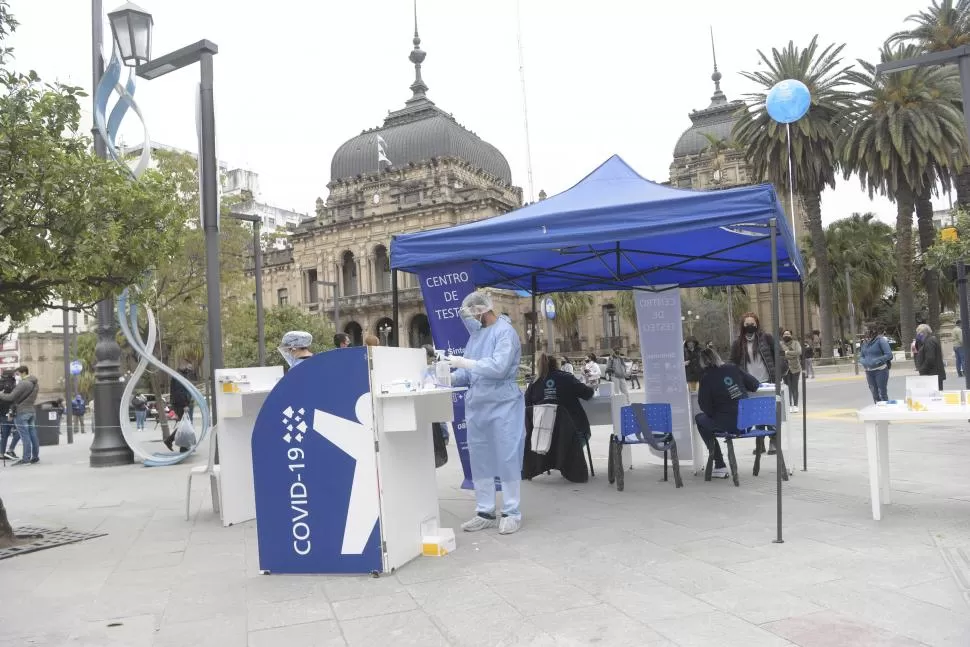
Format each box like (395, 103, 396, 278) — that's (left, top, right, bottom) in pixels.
(151, 613, 248, 647)
(245, 573, 327, 604)
(597, 581, 715, 624)
(491, 578, 600, 617)
(62, 614, 156, 647)
(761, 610, 928, 647)
(331, 590, 418, 621)
(340, 609, 450, 646)
(406, 575, 506, 613)
(319, 573, 407, 601)
(695, 583, 822, 624)
(247, 596, 334, 632)
(530, 602, 666, 646)
(248, 619, 347, 647)
(646, 558, 755, 596)
(898, 576, 970, 613)
(426, 599, 541, 647)
(648, 609, 795, 647)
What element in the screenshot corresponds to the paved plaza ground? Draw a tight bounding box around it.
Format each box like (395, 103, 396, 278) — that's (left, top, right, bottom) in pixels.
(2, 369, 970, 646)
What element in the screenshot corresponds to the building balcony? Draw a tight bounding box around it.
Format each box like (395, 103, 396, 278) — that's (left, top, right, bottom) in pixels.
(309, 287, 424, 313)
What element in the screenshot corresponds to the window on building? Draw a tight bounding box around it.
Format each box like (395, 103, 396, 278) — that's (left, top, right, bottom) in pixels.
(278, 288, 288, 306)
(603, 305, 620, 339)
(306, 269, 319, 303)
(342, 251, 358, 296)
(373, 246, 391, 292)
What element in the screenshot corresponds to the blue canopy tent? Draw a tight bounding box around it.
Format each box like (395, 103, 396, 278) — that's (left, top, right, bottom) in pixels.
(390, 155, 807, 542)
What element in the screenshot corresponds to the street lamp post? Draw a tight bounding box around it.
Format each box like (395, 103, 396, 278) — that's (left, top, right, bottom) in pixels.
(88, 0, 152, 467)
(379, 323, 392, 346)
(229, 212, 265, 366)
(108, 4, 223, 419)
(878, 46, 970, 389)
(314, 281, 340, 333)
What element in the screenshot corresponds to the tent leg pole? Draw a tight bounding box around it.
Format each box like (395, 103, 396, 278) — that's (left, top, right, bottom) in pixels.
(799, 281, 807, 472)
(769, 218, 784, 544)
(531, 275, 538, 377)
(391, 270, 400, 348)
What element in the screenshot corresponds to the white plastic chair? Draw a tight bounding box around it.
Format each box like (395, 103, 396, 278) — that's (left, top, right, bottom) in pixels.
(185, 424, 221, 521)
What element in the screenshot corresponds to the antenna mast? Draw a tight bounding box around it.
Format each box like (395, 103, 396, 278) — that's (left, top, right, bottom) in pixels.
(516, 0, 535, 203)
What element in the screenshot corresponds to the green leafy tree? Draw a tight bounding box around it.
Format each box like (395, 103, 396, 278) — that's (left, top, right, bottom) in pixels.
(839, 43, 966, 346)
(0, 1, 182, 546)
(0, 15, 182, 326)
(802, 214, 896, 340)
(733, 36, 856, 364)
(223, 303, 334, 368)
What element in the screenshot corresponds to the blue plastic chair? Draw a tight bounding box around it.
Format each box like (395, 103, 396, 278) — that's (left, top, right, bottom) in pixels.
(610, 403, 683, 491)
(703, 396, 788, 487)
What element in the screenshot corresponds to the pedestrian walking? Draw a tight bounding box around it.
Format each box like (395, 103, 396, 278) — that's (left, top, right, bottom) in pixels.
(71, 394, 86, 434)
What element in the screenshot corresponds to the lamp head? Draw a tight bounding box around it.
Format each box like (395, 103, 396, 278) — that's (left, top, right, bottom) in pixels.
(108, 2, 154, 67)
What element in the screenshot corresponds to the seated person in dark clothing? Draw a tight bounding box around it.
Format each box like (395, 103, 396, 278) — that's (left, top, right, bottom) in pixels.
(523, 352, 595, 483)
(695, 347, 760, 479)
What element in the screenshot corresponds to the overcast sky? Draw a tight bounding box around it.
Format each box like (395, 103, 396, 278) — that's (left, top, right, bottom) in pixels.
(6, 1, 945, 224)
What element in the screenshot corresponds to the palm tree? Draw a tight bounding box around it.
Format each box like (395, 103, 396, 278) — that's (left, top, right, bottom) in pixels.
(890, 0, 970, 208)
(548, 292, 593, 350)
(733, 36, 856, 364)
(804, 214, 896, 330)
(839, 43, 966, 346)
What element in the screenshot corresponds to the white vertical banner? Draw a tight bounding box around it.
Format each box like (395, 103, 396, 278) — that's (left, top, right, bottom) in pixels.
(634, 287, 693, 461)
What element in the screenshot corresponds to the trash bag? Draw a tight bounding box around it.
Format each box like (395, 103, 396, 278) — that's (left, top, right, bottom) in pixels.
(173, 413, 197, 449)
(432, 422, 448, 468)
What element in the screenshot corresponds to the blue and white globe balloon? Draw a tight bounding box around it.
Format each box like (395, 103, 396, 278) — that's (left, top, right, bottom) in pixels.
(766, 79, 811, 124)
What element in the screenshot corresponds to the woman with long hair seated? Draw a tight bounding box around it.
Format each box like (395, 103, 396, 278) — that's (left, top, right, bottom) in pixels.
(523, 352, 595, 482)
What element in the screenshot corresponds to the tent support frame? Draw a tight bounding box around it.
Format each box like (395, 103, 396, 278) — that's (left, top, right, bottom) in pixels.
(391, 269, 400, 348)
(799, 281, 807, 472)
(531, 275, 538, 376)
(769, 218, 784, 544)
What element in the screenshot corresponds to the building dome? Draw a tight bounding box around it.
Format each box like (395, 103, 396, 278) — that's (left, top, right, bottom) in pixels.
(672, 36, 746, 159)
(329, 23, 512, 185)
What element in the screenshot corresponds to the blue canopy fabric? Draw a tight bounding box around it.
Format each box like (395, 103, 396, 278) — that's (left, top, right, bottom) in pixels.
(391, 155, 804, 293)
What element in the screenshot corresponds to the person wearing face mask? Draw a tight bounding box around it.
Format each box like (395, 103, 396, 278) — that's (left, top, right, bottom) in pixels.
(582, 354, 601, 387)
(683, 337, 703, 391)
(730, 312, 784, 454)
(859, 325, 893, 403)
(447, 290, 525, 535)
(915, 323, 946, 391)
(278, 331, 314, 369)
(779, 330, 802, 413)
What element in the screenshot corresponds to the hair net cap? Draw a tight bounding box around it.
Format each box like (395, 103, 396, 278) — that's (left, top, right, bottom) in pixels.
(281, 330, 313, 349)
(460, 290, 493, 318)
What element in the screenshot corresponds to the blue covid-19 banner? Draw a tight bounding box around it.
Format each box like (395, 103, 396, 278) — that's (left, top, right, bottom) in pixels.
(417, 263, 475, 489)
(252, 347, 383, 574)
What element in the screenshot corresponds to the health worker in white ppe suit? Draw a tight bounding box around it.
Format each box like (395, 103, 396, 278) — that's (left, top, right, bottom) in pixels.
(448, 291, 526, 535)
(278, 331, 314, 368)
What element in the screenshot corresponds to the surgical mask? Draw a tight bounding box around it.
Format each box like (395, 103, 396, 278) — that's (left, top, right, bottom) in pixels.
(462, 315, 482, 333)
(916, 333, 926, 342)
(743, 324, 758, 335)
(783, 336, 792, 342)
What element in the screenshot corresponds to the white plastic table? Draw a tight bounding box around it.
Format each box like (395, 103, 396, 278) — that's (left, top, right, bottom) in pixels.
(857, 403, 970, 520)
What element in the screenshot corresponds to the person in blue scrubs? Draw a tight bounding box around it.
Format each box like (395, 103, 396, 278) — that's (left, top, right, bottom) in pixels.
(278, 331, 314, 368)
(448, 291, 526, 535)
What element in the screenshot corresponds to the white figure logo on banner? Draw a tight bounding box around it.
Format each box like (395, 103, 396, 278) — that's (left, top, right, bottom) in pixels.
(310, 394, 379, 555)
(281, 406, 308, 444)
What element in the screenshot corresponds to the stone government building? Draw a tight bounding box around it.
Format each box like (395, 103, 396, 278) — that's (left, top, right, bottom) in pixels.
(257, 29, 813, 355)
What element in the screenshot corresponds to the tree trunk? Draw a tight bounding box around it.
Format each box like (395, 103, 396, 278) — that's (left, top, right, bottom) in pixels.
(896, 187, 917, 348)
(916, 187, 941, 332)
(955, 167, 970, 211)
(0, 495, 14, 546)
(803, 191, 834, 362)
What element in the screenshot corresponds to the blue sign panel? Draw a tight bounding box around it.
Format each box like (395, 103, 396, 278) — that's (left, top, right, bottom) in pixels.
(417, 263, 476, 490)
(543, 298, 556, 320)
(252, 347, 383, 574)
(70, 360, 83, 376)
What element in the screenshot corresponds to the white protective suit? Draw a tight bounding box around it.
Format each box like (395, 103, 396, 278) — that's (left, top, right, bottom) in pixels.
(452, 314, 526, 519)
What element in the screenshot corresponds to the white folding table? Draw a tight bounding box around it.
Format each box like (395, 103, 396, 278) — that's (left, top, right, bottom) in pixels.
(857, 403, 970, 520)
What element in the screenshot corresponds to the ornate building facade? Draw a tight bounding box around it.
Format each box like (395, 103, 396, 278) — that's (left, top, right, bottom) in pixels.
(257, 26, 637, 356)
